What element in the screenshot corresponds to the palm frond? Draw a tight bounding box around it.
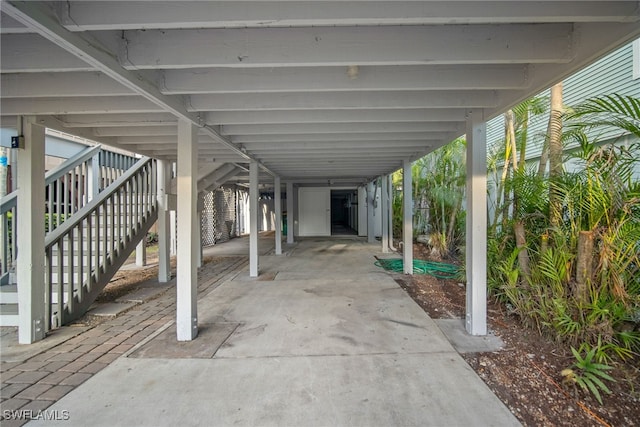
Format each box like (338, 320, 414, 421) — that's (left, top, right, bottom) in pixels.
(567, 94, 640, 138)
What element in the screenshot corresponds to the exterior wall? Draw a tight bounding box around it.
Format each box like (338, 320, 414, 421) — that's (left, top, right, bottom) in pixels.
(486, 38, 640, 217)
(487, 39, 640, 161)
(357, 185, 382, 237)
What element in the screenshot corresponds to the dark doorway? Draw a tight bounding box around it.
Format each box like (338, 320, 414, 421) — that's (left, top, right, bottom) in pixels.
(330, 189, 358, 235)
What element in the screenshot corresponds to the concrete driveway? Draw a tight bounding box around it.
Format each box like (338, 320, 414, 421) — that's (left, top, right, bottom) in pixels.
(29, 237, 519, 426)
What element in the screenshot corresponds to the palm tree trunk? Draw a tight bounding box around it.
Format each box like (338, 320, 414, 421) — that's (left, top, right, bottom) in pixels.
(492, 135, 512, 227)
(575, 230, 594, 302)
(548, 82, 564, 229)
(506, 109, 519, 218)
(514, 220, 530, 279)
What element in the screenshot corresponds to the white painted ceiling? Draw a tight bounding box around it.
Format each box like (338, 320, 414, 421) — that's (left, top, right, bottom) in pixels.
(1, 1, 639, 187)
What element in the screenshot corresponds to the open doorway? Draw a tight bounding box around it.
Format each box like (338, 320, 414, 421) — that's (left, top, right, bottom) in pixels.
(330, 189, 358, 235)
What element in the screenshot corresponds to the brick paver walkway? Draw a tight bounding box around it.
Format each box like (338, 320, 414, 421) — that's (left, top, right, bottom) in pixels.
(0, 256, 247, 427)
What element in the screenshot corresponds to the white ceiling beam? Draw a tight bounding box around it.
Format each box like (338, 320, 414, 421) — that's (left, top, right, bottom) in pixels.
(254, 152, 420, 159)
(189, 91, 498, 111)
(268, 164, 400, 171)
(0, 13, 30, 34)
(56, 113, 177, 127)
(116, 135, 217, 145)
(0, 96, 162, 115)
(1, 72, 133, 97)
(206, 109, 468, 125)
(3, 1, 274, 175)
(240, 141, 432, 150)
(0, 33, 95, 72)
(232, 132, 450, 143)
(152, 152, 243, 162)
(162, 64, 529, 94)
(54, 1, 639, 31)
(93, 125, 189, 137)
(29, 115, 117, 146)
(123, 144, 240, 156)
(119, 24, 574, 69)
(221, 122, 461, 136)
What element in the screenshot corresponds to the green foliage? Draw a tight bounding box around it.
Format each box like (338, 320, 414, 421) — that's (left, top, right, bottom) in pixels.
(566, 94, 640, 139)
(568, 345, 616, 405)
(45, 213, 66, 233)
(391, 138, 466, 257)
(487, 93, 640, 366)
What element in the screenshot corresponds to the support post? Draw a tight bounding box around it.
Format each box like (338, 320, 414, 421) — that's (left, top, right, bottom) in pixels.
(157, 159, 171, 282)
(135, 241, 147, 267)
(388, 175, 396, 251)
(403, 159, 413, 275)
(176, 119, 198, 341)
(249, 160, 259, 277)
(274, 176, 282, 255)
(367, 181, 376, 243)
(286, 181, 294, 244)
(197, 210, 203, 268)
(465, 110, 488, 336)
(17, 117, 46, 344)
(86, 151, 100, 202)
(170, 210, 177, 256)
(381, 175, 389, 253)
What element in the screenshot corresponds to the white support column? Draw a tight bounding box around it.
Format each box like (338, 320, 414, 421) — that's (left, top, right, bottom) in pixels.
(367, 181, 375, 243)
(176, 119, 198, 341)
(135, 241, 147, 266)
(403, 159, 413, 275)
(274, 176, 282, 255)
(170, 210, 177, 256)
(197, 210, 203, 268)
(286, 181, 294, 244)
(465, 110, 488, 336)
(388, 175, 396, 251)
(157, 159, 171, 282)
(17, 117, 46, 344)
(381, 175, 389, 253)
(86, 151, 100, 202)
(249, 161, 259, 277)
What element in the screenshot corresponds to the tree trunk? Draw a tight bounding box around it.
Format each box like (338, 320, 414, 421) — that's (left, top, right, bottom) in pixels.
(492, 128, 512, 227)
(537, 137, 549, 178)
(518, 111, 529, 169)
(506, 109, 520, 218)
(514, 221, 530, 280)
(446, 193, 462, 249)
(575, 230, 594, 303)
(506, 110, 519, 171)
(548, 82, 564, 229)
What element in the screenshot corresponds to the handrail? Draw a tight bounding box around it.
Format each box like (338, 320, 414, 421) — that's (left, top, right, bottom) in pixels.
(44, 145, 101, 186)
(45, 156, 153, 246)
(0, 144, 140, 281)
(0, 145, 100, 215)
(0, 192, 16, 216)
(44, 156, 157, 329)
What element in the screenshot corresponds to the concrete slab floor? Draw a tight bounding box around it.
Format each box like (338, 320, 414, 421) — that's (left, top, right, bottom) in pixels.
(26, 237, 520, 427)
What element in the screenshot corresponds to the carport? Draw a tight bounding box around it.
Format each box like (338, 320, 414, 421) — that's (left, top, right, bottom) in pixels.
(1, 1, 639, 344)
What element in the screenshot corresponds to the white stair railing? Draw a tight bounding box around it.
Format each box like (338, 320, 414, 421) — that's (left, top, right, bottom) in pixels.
(0, 145, 138, 284)
(44, 156, 157, 329)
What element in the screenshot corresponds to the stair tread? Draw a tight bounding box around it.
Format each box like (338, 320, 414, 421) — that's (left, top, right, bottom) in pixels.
(0, 304, 19, 314)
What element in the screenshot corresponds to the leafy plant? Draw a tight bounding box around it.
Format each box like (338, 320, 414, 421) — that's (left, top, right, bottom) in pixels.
(563, 345, 616, 404)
